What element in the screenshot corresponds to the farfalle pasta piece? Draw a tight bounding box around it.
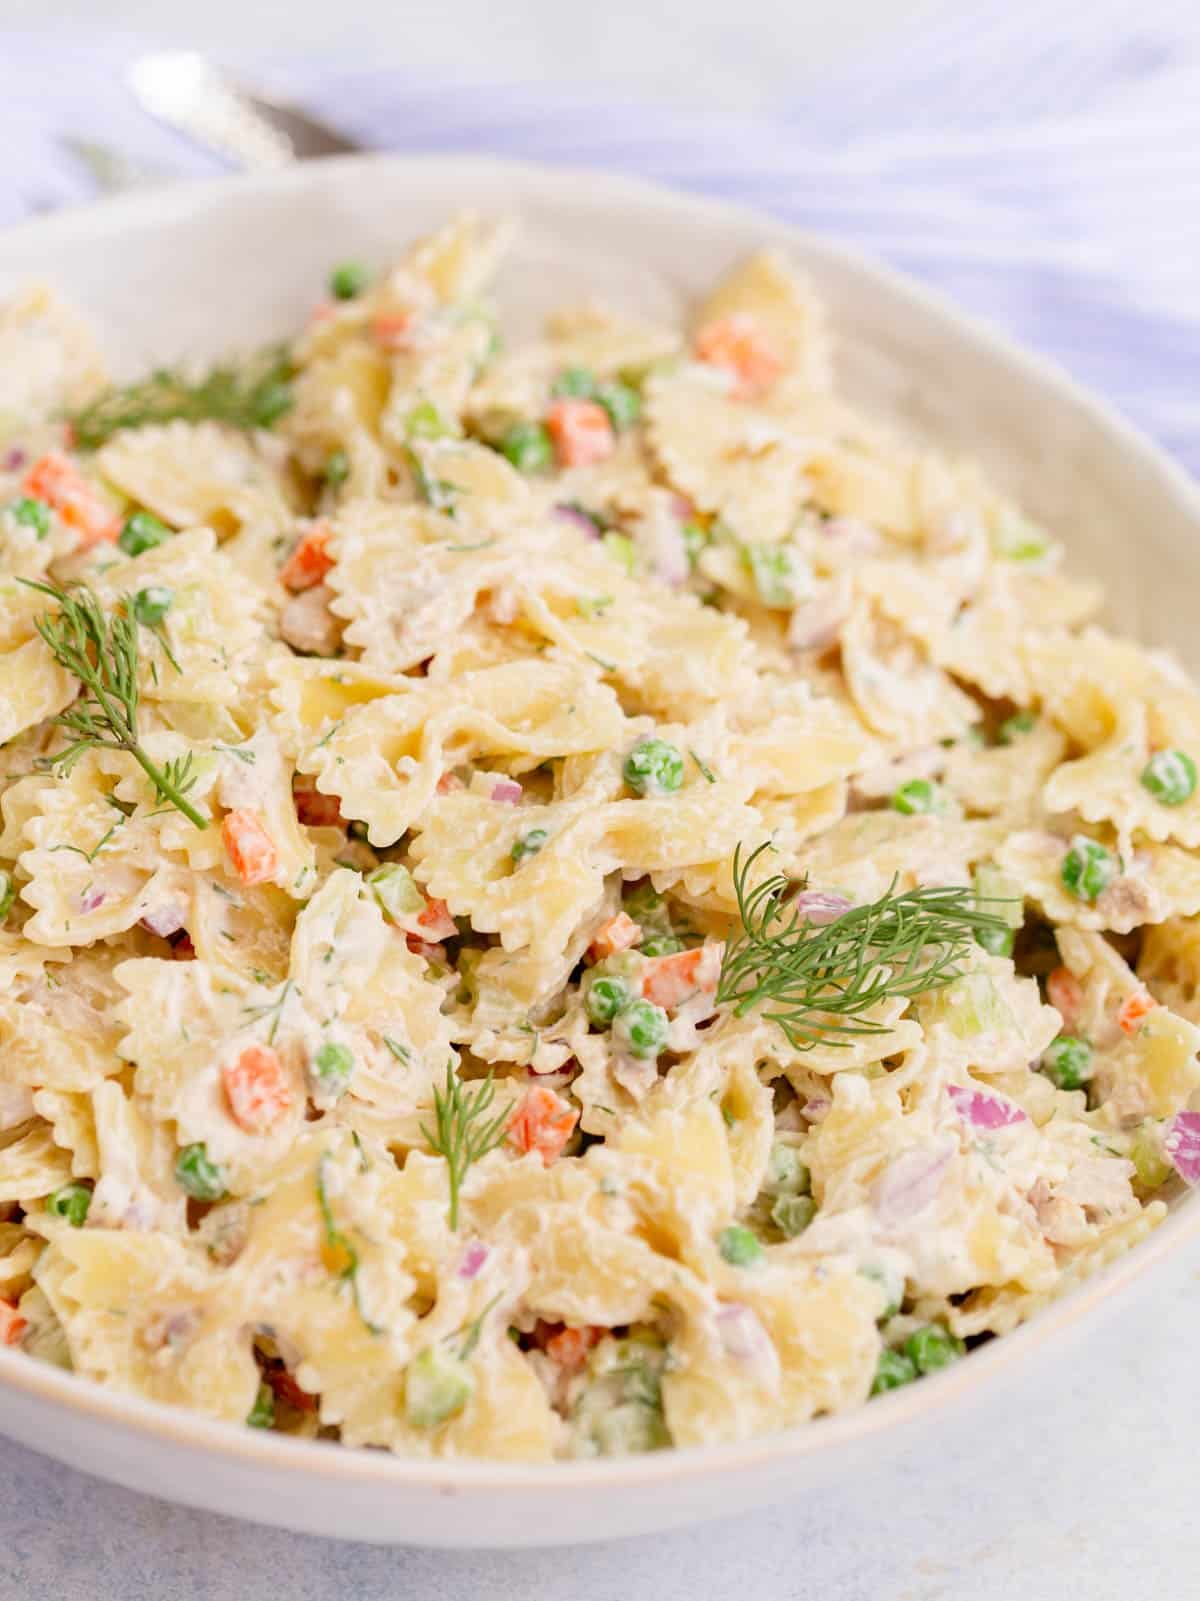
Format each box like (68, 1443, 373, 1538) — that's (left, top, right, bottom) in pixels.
(694, 251, 832, 392)
(798, 809, 1004, 904)
(1044, 695, 1200, 848)
(96, 421, 294, 539)
(410, 778, 757, 962)
(996, 827, 1200, 933)
(0, 1122, 74, 1203)
(841, 603, 979, 747)
(297, 658, 624, 847)
(0, 284, 106, 433)
(942, 720, 1067, 820)
(643, 366, 819, 545)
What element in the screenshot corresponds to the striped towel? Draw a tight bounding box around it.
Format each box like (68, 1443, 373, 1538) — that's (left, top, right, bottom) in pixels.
(3, 0, 1199, 472)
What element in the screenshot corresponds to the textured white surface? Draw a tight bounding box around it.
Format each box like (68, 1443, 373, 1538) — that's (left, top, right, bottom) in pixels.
(3, 0, 1200, 1590)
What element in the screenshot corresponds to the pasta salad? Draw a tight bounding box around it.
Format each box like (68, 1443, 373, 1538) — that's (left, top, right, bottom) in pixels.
(0, 214, 1197, 1461)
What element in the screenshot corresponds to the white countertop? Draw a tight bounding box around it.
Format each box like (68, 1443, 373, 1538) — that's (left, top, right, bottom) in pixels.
(3, 0, 1198, 1592)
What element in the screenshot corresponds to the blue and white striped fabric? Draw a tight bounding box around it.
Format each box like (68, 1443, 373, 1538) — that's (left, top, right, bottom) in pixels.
(4, 0, 1199, 472)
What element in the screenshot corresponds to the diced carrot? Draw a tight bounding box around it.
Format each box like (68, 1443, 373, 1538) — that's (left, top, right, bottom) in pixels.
(371, 311, 415, 351)
(22, 451, 119, 549)
(405, 935, 447, 964)
(0, 1300, 26, 1347)
(222, 1044, 291, 1134)
(544, 399, 615, 468)
(1118, 989, 1156, 1036)
(694, 316, 784, 399)
(544, 1324, 603, 1370)
(417, 896, 458, 942)
(641, 944, 722, 1012)
(221, 808, 279, 887)
(588, 912, 641, 962)
(1046, 966, 1083, 1031)
(508, 1086, 578, 1165)
(279, 522, 334, 593)
(293, 785, 342, 827)
(267, 1367, 318, 1412)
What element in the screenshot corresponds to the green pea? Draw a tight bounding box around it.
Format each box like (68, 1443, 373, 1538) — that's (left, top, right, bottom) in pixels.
(870, 1348, 917, 1395)
(0, 870, 15, 922)
(329, 261, 371, 300)
(903, 1324, 965, 1375)
(585, 974, 631, 1028)
(118, 510, 172, 556)
(623, 738, 685, 797)
(313, 1040, 354, 1096)
(1040, 1034, 1093, 1091)
(405, 1345, 473, 1427)
(175, 1142, 226, 1202)
(323, 449, 350, 487)
(132, 585, 173, 626)
(500, 420, 553, 474)
(771, 1194, 816, 1238)
(367, 862, 424, 923)
(511, 828, 549, 863)
(891, 778, 942, 816)
(601, 530, 637, 575)
(1060, 835, 1117, 902)
(46, 1182, 91, 1227)
(1140, 749, 1197, 807)
(246, 1382, 276, 1429)
(552, 366, 597, 399)
(595, 381, 641, 432)
(612, 997, 670, 1060)
(250, 379, 294, 428)
(638, 933, 684, 957)
(997, 710, 1036, 744)
(405, 401, 450, 441)
(718, 1223, 764, 1267)
(8, 496, 50, 538)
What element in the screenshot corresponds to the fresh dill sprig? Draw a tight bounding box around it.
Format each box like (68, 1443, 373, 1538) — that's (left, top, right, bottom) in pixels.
(716, 842, 1013, 1050)
(69, 343, 295, 450)
(420, 1062, 509, 1230)
(21, 579, 209, 830)
(315, 1154, 384, 1336)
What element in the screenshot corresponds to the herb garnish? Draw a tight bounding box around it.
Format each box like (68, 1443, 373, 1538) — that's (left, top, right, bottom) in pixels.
(315, 1154, 384, 1335)
(69, 344, 294, 450)
(22, 580, 208, 829)
(420, 1062, 509, 1230)
(716, 842, 1012, 1049)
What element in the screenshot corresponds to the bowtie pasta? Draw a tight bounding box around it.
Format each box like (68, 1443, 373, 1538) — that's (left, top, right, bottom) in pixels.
(0, 214, 1195, 1462)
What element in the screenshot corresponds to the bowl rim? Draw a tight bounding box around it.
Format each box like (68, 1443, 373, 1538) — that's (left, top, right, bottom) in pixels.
(2, 149, 1199, 1496)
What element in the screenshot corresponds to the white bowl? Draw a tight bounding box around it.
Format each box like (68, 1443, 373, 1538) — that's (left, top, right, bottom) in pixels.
(1, 154, 1198, 1548)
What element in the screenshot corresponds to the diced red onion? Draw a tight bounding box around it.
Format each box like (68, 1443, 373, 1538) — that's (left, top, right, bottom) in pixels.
(78, 887, 106, 914)
(459, 1241, 489, 1279)
(491, 778, 522, 805)
(716, 1303, 780, 1384)
(3, 447, 27, 472)
(792, 890, 851, 926)
(670, 494, 694, 521)
(650, 521, 690, 588)
(802, 1096, 831, 1122)
(1163, 1111, 1200, 1185)
(871, 1142, 954, 1226)
(140, 904, 188, 939)
(947, 1083, 1026, 1131)
(553, 502, 602, 538)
